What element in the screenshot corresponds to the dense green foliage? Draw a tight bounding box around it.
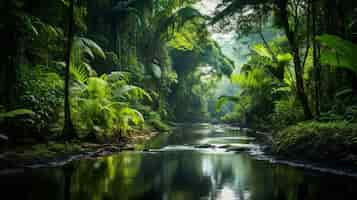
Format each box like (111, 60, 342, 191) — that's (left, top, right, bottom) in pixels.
(209, 0, 357, 161)
(214, 0, 357, 129)
(1, 0, 357, 165)
(0, 0, 234, 144)
(273, 121, 357, 161)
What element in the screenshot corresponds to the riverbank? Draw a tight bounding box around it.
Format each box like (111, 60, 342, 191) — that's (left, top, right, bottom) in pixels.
(0, 131, 159, 171)
(272, 121, 357, 165)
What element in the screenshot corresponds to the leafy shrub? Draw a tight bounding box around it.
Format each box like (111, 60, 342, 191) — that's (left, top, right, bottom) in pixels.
(146, 111, 170, 132)
(270, 97, 304, 129)
(273, 121, 357, 160)
(71, 74, 148, 140)
(147, 119, 170, 132)
(18, 64, 64, 134)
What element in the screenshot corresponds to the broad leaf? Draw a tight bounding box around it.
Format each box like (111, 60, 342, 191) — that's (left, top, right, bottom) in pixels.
(317, 34, 357, 73)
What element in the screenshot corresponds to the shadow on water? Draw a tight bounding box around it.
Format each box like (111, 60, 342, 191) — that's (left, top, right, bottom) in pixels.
(1, 123, 357, 200)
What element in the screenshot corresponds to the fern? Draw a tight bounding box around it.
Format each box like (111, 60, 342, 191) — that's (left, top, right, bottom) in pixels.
(252, 44, 272, 60)
(87, 77, 110, 99)
(117, 107, 144, 134)
(71, 74, 149, 137)
(71, 64, 89, 83)
(69, 37, 106, 83)
(113, 85, 152, 102)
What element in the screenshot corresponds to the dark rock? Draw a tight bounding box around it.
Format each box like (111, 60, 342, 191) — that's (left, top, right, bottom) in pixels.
(105, 146, 121, 152)
(97, 151, 111, 156)
(195, 144, 215, 149)
(217, 144, 232, 149)
(226, 146, 251, 152)
(142, 149, 163, 153)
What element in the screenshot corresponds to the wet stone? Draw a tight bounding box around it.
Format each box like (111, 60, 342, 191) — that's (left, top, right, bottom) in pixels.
(226, 146, 251, 152)
(194, 144, 215, 149)
(217, 144, 232, 149)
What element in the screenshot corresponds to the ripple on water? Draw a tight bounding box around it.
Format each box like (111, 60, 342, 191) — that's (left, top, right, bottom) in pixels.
(198, 137, 255, 144)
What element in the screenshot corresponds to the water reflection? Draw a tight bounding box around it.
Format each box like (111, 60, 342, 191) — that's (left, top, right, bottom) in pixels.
(1, 124, 357, 200)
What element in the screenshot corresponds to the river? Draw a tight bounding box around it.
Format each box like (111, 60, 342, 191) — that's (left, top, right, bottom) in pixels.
(1, 123, 357, 200)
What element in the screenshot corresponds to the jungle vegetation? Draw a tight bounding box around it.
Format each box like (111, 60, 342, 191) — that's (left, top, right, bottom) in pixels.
(212, 0, 357, 159)
(0, 0, 234, 145)
(1, 0, 357, 161)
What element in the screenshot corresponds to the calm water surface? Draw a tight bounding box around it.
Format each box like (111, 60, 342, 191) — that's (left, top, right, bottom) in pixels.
(1, 123, 357, 200)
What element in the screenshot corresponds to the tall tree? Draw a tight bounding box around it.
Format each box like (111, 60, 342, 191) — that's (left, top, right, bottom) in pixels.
(276, 0, 313, 119)
(311, 0, 321, 116)
(63, 0, 77, 139)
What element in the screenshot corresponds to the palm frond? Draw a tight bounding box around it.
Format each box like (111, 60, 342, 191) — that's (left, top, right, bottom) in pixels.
(70, 63, 89, 83)
(113, 85, 152, 101)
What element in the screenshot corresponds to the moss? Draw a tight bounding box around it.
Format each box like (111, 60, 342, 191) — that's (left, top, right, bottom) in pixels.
(273, 121, 357, 161)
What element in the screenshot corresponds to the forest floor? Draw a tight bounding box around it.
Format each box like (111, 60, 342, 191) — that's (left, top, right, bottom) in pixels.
(0, 131, 158, 171)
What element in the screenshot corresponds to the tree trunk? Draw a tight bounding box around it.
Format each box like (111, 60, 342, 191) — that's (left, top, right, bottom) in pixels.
(62, 0, 77, 140)
(0, 2, 18, 109)
(277, 0, 313, 120)
(312, 0, 321, 117)
(292, 47, 313, 120)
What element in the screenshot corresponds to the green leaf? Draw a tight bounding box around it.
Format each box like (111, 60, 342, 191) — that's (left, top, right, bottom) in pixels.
(317, 34, 357, 72)
(71, 64, 89, 84)
(252, 44, 272, 60)
(0, 109, 34, 119)
(81, 38, 106, 59)
(119, 107, 144, 125)
(113, 85, 152, 101)
(86, 77, 110, 99)
(277, 53, 292, 63)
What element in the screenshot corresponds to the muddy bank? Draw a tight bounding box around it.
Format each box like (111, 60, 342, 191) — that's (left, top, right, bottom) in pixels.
(0, 132, 159, 173)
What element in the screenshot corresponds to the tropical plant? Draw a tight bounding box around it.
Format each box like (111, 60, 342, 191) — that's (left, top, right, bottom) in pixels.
(317, 34, 357, 73)
(216, 39, 295, 128)
(71, 74, 149, 139)
(18, 64, 64, 132)
(62, 0, 76, 139)
(70, 37, 106, 83)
